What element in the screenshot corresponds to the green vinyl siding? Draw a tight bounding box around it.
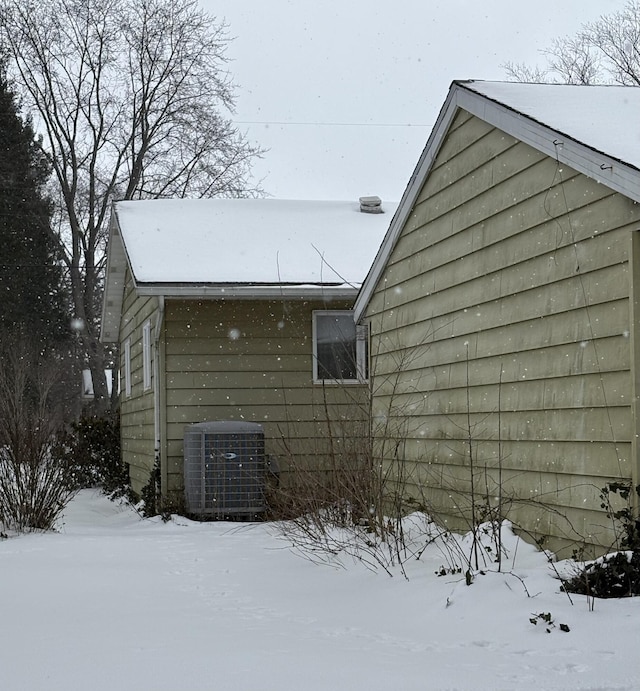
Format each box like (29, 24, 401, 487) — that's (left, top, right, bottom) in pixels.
(365, 110, 640, 556)
(119, 269, 160, 495)
(161, 298, 366, 494)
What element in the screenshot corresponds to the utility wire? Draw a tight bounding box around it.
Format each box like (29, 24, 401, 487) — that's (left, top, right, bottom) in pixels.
(233, 119, 430, 128)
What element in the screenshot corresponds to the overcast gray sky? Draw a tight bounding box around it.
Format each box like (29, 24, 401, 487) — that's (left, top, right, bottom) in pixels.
(206, 0, 626, 202)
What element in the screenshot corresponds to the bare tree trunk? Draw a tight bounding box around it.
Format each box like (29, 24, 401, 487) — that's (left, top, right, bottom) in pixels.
(85, 334, 110, 414)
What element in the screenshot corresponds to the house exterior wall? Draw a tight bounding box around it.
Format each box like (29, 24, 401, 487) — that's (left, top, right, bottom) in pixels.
(161, 298, 367, 497)
(119, 269, 160, 494)
(364, 109, 640, 555)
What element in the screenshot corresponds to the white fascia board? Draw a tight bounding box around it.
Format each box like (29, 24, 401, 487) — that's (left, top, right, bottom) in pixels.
(100, 212, 130, 343)
(354, 87, 460, 322)
(134, 284, 359, 301)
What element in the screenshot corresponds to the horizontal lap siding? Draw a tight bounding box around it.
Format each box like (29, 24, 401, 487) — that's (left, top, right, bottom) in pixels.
(366, 109, 640, 555)
(163, 299, 366, 493)
(119, 270, 159, 494)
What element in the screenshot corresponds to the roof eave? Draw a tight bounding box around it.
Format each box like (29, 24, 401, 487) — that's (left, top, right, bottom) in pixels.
(134, 283, 360, 300)
(100, 211, 129, 343)
(100, 205, 362, 344)
(354, 80, 640, 322)
(455, 81, 640, 203)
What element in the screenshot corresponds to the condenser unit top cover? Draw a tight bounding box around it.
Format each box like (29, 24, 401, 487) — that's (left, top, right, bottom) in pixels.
(185, 421, 263, 435)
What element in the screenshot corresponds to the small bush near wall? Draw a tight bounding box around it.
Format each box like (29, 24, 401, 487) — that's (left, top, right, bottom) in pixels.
(561, 483, 640, 598)
(54, 414, 129, 498)
(562, 551, 640, 598)
(140, 458, 161, 518)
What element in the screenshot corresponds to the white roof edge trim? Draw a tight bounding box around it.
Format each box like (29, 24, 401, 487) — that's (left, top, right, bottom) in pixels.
(100, 210, 132, 343)
(354, 80, 640, 322)
(354, 86, 460, 322)
(135, 284, 359, 300)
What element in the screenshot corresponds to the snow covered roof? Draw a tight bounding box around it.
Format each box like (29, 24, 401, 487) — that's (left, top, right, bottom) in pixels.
(114, 198, 395, 285)
(101, 197, 397, 342)
(355, 80, 640, 320)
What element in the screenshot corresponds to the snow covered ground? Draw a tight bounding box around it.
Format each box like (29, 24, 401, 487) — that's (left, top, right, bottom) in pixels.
(1, 490, 638, 691)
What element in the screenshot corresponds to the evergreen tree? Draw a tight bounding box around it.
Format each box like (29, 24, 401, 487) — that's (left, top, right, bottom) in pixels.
(0, 64, 68, 348)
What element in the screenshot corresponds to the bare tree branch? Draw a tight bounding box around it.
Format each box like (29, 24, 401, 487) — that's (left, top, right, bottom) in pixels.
(503, 1, 640, 86)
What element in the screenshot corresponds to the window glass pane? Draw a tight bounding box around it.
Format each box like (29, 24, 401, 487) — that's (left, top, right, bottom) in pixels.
(316, 313, 357, 380)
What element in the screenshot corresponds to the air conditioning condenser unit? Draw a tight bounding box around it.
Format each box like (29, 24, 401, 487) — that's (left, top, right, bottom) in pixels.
(183, 421, 266, 519)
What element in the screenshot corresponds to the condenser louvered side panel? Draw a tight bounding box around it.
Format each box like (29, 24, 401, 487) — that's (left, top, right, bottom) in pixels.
(184, 421, 266, 518)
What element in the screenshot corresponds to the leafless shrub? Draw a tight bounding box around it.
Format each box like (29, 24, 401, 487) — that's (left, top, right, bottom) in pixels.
(0, 341, 76, 532)
(266, 334, 447, 576)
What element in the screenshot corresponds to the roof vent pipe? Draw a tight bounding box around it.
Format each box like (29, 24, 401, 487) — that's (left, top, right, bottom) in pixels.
(359, 195, 383, 213)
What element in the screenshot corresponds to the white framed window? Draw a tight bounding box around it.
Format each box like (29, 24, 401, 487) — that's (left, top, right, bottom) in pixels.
(142, 320, 152, 391)
(123, 338, 132, 397)
(312, 310, 368, 383)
